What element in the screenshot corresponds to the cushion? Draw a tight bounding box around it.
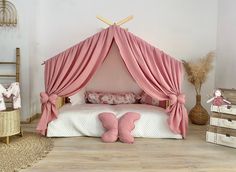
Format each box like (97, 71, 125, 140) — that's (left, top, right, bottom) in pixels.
(98, 112, 118, 143)
(118, 112, 140, 144)
(139, 92, 166, 109)
(69, 88, 86, 105)
(86, 91, 137, 105)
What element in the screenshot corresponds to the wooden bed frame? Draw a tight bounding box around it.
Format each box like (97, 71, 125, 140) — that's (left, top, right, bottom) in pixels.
(56, 97, 66, 109)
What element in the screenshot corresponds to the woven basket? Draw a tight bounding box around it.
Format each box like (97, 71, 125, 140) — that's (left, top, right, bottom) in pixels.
(0, 109, 20, 137)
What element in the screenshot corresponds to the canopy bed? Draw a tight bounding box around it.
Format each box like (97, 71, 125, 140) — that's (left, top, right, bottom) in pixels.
(37, 25, 188, 140)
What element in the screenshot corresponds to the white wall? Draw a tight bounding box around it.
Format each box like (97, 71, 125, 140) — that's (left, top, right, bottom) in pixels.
(0, 0, 38, 121)
(1, 0, 218, 120)
(215, 0, 236, 89)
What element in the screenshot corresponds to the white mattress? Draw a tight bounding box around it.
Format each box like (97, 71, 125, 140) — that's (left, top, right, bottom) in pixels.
(47, 104, 182, 139)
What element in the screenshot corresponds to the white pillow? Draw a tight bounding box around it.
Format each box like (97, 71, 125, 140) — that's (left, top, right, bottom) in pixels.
(69, 88, 86, 105)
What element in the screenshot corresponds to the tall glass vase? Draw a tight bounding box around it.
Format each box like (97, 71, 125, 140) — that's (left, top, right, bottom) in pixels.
(189, 94, 209, 125)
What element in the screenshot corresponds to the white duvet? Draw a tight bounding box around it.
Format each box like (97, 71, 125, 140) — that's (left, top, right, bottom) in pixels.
(47, 104, 182, 139)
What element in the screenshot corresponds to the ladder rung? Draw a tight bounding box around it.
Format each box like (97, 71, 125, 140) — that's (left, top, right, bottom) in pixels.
(0, 74, 16, 77)
(0, 62, 17, 64)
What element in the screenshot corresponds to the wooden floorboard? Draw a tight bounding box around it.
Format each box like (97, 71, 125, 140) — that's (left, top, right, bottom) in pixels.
(20, 119, 236, 172)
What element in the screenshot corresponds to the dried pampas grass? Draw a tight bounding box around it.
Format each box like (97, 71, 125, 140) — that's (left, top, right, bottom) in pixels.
(183, 52, 215, 95)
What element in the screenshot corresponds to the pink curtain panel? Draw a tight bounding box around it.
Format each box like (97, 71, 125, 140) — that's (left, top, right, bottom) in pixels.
(37, 25, 188, 138)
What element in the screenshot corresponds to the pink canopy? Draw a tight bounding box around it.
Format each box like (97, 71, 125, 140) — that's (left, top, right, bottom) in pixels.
(37, 25, 188, 138)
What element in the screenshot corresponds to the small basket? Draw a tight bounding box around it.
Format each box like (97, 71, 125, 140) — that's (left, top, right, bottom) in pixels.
(0, 109, 20, 137)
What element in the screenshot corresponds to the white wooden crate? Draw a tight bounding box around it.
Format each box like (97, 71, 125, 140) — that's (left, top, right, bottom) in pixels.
(211, 105, 236, 115)
(206, 126, 236, 148)
(210, 112, 236, 130)
(206, 131, 236, 148)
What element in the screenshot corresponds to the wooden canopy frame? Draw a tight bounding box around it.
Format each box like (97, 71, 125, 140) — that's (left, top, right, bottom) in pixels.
(96, 15, 133, 26)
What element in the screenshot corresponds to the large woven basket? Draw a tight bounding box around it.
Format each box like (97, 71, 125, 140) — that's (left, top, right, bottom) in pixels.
(0, 109, 20, 137)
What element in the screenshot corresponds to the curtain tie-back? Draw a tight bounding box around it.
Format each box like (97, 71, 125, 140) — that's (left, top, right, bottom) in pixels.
(40, 92, 57, 105)
(37, 92, 58, 135)
(169, 93, 185, 105)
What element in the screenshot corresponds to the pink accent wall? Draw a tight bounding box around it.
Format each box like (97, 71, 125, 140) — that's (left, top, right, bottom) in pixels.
(86, 42, 142, 94)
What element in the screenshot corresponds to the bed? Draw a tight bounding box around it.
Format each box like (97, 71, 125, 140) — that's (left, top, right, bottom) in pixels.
(47, 103, 182, 139)
(37, 25, 188, 139)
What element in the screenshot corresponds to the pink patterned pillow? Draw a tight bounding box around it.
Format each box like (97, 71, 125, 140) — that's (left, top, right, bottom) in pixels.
(118, 112, 140, 144)
(86, 91, 137, 105)
(139, 92, 166, 109)
(98, 112, 118, 143)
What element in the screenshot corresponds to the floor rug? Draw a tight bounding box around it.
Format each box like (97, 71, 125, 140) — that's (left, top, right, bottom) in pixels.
(0, 132, 53, 172)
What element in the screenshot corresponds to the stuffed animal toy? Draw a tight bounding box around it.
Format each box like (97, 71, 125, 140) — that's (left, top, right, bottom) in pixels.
(207, 89, 231, 106)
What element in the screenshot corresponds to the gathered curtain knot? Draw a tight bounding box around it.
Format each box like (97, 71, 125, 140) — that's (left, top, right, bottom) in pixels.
(40, 92, 57, 105)
(169, 93, 185, 105)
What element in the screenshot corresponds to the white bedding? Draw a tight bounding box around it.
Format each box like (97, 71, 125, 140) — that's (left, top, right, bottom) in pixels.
(47, 104, 182, 139)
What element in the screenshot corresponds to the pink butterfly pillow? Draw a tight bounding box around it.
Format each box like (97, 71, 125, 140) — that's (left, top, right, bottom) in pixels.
(98, 112, 140, 144)
(98, 112, 118, 143)
(118, 112, 140, 144)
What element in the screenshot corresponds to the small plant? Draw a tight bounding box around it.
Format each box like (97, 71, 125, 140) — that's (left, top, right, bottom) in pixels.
(182, 52, 215, 95)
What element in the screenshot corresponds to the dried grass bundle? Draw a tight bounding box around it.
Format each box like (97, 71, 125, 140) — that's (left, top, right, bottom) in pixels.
(183, 52, 215, 95)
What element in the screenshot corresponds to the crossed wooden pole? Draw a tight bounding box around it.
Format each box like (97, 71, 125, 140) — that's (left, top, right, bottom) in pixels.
(96, 15, 133, 26)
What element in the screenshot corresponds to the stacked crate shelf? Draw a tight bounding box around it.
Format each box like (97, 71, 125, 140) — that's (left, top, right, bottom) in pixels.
(206, 88, 236, 148)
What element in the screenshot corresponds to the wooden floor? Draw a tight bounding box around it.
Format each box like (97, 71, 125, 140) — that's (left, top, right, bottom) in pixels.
(21, 119, 236, 172)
